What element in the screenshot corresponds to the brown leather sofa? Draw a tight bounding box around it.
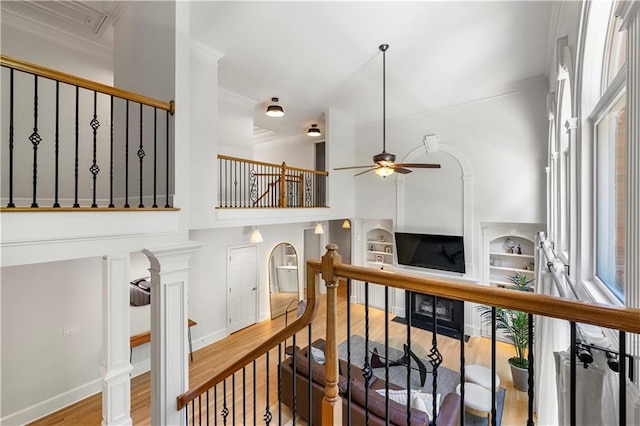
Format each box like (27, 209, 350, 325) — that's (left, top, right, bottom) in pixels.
(281, 339, 461, 426)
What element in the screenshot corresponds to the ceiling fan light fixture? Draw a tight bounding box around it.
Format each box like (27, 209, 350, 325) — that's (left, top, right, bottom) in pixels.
(375, 166, 394, 178)
(307, 124, 321, 137)
(266, 97, 284, 117)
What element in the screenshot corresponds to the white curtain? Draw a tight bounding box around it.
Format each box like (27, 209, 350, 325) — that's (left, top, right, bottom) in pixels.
(534, 240, 570, 425)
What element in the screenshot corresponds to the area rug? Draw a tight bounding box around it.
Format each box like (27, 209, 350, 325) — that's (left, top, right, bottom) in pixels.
(337, 335, 505, 426)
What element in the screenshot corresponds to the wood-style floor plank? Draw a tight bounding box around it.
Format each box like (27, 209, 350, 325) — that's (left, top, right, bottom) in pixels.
(30, 283, 532, 425)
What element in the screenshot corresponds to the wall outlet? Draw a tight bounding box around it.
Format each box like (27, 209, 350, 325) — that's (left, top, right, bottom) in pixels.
(63, 324, 80, 337)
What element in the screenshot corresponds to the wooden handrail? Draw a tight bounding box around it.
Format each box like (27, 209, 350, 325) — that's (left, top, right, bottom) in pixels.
(331, 262, 640, 334)
(176, 259, 321, 410)
(1, 55, 174, 114)
(218, 154, 329, 176)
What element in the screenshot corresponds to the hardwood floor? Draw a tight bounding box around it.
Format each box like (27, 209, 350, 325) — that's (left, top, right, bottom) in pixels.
(30, 283, 532, 425)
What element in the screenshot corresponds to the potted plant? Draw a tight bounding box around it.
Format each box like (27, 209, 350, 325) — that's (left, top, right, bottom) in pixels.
(477, 272, 534, 392)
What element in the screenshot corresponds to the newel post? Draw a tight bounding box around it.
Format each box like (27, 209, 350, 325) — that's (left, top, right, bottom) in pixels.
(279, 162, 287, 207)
(321, 244, 342, 425)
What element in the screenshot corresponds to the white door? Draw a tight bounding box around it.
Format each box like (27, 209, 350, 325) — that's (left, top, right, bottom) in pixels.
(228, 245, 258, 334)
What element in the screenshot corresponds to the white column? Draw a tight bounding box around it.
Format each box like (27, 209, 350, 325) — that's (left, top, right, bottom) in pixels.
(565, 117, 579, 269)
(143, 243, 202, 425)
(101, 255, 133, 426)
(619, 1, 640, 383)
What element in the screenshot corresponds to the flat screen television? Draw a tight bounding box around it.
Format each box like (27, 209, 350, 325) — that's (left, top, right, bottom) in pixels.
(394, 232, 466, 274)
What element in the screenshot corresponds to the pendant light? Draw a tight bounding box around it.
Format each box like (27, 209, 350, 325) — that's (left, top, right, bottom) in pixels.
(314, 224, 324, 234)
(249, 227, 263, 243)
(266, 97, 284, 117)
(307, 124, 321, 137)
(342, 219, 351, 229)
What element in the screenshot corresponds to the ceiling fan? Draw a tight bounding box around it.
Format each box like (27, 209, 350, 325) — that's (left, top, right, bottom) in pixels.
(334, 44, 441, 178)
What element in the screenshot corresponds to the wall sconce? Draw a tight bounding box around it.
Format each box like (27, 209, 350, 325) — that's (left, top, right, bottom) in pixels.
(249, 227, 263, 243)
(266, 97, 284, 117)
(307, 124, 321, 137)
(342, 219, 351, 229)
(314, 224, 324, 235)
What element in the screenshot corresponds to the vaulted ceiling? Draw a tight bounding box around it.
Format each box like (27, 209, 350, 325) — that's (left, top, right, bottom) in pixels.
(2, 1, 554, 144)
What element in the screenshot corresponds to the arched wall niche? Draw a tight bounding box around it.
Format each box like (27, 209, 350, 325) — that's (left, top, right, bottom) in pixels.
(396, 134, 476, 279)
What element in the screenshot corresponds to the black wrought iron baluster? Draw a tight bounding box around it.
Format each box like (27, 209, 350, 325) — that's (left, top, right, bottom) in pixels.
(429, 296, 443, 424)
(242, 367, 246, 425)
(89, 91, 100, 208)
(165, 110, 170, 208)
(124, 100, 130, 208)
(198, 395, 202, 426)
(206, 390, 210, 426)
(53, 81, 60, 207)
(292, 333, 297, 424)
(570, 321, 576, 426)
(138, 103, 145, 208)
(278, 343, 282, 426)
(460, 301, 466, 426)
(191, 399, 195, 426)
(30, 75, 42, 208)
(527, 312, 535, 426)
(108, 95, 114, 208)
(264, 350, 272, 425)
(73, 86, 79, 207)
(153, 107, 158, 208)
(619, 330, 626, 426)
(214, 385, 218, 426)
(222, 379, 228, 425)
(233, 161, 237, 207)
(185, 401, 189, 424)
(363, 281, 371, 425)
(232, 373, 236, 425)
(308, 323, 313, 422)
(252, 360, 256, 425)
(347, 278, 352, 426)
(491, 306, 497, 426)
(384, 285, 390, 425)
(406, 291, 412, 426)
(7, 69, 15, 207)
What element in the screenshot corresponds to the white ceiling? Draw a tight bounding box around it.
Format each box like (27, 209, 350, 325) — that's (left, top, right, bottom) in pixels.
(4, 1, 554, 144)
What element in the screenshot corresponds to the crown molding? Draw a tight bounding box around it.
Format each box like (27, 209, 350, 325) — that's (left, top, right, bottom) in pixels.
(219, 88, 257, 107)
(190, 40, 225, 65)
(1, 7, 113, 66)
(357, 75, 549, 128)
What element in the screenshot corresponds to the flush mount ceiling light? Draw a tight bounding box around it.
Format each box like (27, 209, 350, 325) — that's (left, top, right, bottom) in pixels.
(314, 224, 324, 235)
(342, 219, 351, 229)
(307, 124, 321, 137)
(266, 97, 284, 117)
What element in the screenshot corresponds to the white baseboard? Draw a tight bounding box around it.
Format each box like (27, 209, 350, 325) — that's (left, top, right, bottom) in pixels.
(1, 378, 102, 426)
(192, 327, 228, 352)
(392, 306, 406, 317)
(131, 358, 151, 378)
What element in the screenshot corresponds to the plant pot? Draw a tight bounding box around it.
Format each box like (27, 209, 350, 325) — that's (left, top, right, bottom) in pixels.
(509, 361, 529, 392)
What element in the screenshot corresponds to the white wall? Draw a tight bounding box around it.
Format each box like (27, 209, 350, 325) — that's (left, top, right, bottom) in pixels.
(1, 258, 103, 420)
(188, 222, 312, 349)
(254, 139, 315, 170)
(354, 86, 549, 282)
(218, 89, 255, 159)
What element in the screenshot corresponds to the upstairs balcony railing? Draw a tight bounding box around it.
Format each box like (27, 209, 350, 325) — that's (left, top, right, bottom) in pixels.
(0, 55, 176, 210)
(217, 155, 328, 208)
(177, 244, 640, 426)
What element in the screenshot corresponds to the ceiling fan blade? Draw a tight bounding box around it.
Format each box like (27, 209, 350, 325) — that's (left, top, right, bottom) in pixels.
(353, 167, 378, 177)
(333, 165, 376, 170)
(393, 167, 413, 174)
(395, 163, 441, 169)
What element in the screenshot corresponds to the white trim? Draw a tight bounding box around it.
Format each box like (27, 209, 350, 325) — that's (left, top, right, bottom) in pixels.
(219, 88, 257, 107)
(0, 378, 102, 426)
(189, 40, 225, 65)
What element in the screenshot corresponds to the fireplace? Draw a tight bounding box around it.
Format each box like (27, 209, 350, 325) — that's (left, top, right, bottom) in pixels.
(406, 291, 464, 339)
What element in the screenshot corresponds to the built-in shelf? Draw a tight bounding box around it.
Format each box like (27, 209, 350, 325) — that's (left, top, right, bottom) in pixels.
(489, 251, 534, 259)
(488, 235, 536, 289)
(490, 266, 534, 274)
(365, 228, 394, 272)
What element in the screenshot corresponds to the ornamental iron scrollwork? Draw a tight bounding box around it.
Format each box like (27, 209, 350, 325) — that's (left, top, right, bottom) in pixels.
(250, 169, 257, 202)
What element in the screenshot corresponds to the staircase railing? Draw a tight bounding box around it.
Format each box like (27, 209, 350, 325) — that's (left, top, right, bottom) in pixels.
(217, 154, 328, 208)
(177, 245, 640, 425)
(0, 55, 175, 210)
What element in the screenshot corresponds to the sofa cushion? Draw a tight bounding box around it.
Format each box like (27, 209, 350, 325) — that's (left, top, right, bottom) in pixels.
(293, 352, 349, 394)
(348, 379, 429, 426)
(375, 389, 441, 421)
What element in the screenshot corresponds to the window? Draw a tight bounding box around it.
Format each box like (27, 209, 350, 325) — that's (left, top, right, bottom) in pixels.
(595, 95, 626, 300)
(590, 1, 627, 301)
